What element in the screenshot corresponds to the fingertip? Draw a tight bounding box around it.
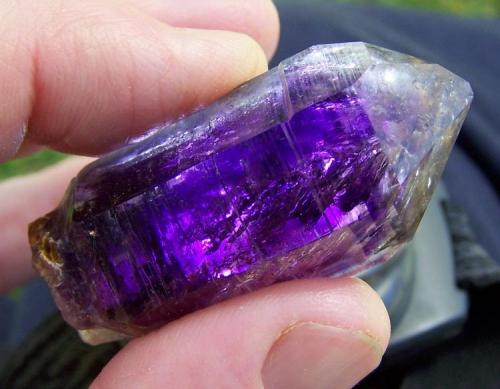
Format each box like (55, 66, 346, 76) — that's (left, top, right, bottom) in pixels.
(348, 277, 391, 352)
(133, 0, 281, 60)
(170, 27, 269, 93)
(256, 0, 281, 59)
(258, 277, 391, 354)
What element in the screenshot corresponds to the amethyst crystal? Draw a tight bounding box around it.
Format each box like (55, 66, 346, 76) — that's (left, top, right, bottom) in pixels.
(29, 43, 472, 344)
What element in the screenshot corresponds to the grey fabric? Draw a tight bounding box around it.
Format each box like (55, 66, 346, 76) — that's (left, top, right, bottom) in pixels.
(443, 201, 500, 288)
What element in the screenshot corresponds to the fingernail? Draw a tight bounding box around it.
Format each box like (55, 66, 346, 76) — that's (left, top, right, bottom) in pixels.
(0, 123, 27, 162)
(262, 323, 384, 389)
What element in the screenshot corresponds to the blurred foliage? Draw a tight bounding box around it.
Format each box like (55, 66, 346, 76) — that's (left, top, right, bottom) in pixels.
(0, 150, 67, 181)
(337, 0, 500, 17)
(0, 0, 497, 181)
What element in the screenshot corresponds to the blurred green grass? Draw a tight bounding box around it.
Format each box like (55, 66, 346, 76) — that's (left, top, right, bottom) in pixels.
(0, 150, 67, 181)
(337, 0, 500, 17)
(0, 0, 497, 181)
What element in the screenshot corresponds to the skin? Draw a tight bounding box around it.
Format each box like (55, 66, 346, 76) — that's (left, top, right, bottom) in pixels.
(0, 1, 390, 388)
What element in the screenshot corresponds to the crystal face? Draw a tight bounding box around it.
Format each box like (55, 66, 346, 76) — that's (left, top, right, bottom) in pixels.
(29, 43, 473, 344)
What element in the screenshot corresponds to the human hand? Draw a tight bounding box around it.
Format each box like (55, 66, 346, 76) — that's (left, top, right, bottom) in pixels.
(0, 1, 390, 387)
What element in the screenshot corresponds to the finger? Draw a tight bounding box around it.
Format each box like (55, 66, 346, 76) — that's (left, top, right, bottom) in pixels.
(92, 278, 390, 389)
(0, 157, 93, 292)
(128, 0, 280, 59)
(0, 1, 269, 161)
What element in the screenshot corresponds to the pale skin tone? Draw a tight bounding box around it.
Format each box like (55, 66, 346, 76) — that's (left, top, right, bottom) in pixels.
(0, 1, 390, 388)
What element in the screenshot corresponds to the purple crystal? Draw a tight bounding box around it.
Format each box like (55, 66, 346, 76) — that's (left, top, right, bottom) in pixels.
(29, 43, 472, 344)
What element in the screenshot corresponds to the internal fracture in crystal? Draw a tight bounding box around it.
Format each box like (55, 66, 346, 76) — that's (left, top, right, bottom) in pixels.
(29, 43, 473, 344)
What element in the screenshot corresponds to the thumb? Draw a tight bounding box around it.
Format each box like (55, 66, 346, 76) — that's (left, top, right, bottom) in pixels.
(91, 278, 390, 389)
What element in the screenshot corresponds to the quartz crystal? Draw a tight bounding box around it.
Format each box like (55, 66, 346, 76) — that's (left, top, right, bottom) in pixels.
(29, 43, 473, 344)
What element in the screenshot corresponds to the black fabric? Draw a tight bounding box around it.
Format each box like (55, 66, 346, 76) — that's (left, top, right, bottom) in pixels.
(357, 285, 500, 389)
(273, 1, 500, 387)
(442, 147, 500, 267)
